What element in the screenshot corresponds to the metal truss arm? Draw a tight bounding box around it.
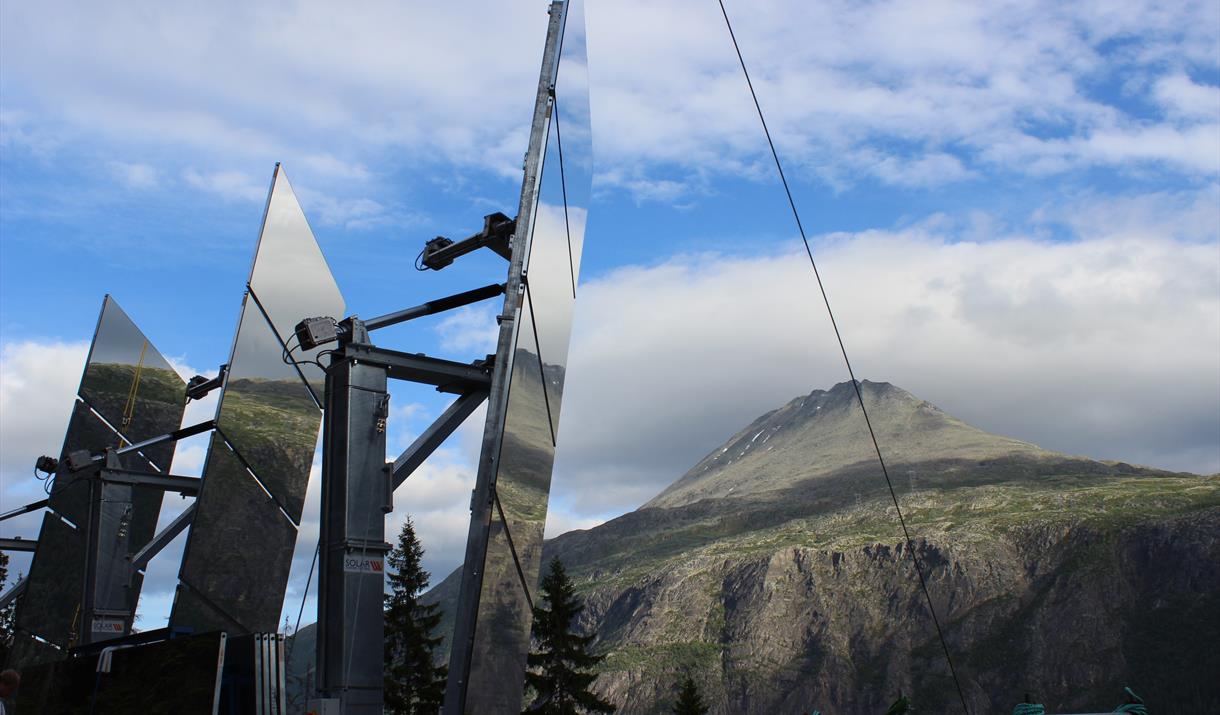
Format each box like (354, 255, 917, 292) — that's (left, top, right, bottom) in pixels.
(342, 345, 492, 393)
(392, 390, 489, 490)
(114, 419, 216, 459)
(0, 537, 37, 553)
(130, 503, 196, 572)
(71, 419, 216, 468)
(0, 499, 48, 523)
(365, 284, 505, 333)
(0, 579, 26, 609)
(100, 469, 202, 495)
(419, 212, 516, 270)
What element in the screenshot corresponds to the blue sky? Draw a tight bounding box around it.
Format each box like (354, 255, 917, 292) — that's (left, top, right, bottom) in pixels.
(2, 0, 1218, 630)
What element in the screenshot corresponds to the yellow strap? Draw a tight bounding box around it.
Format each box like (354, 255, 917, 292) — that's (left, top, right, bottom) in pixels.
(119, 340, 149, 442)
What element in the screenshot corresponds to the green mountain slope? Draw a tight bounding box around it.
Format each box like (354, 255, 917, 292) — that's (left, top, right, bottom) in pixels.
(424, 380, 1219, 713)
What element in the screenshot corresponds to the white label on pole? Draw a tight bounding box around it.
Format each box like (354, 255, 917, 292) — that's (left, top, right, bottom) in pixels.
(342, 555, 384, 574)
(92, 618, 125, 634)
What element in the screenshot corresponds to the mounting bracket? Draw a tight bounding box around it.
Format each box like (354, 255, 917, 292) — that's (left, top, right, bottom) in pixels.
(419, 212, 516, 270)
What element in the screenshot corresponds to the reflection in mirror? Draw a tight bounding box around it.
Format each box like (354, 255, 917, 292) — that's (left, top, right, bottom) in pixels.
(174, 433, 299, 634)
(521, 0, 590, 442)
(214, 300, 320, 522)
(464, 0, 590, 709)
(79, 296, 186, 471)
(13, 513, 84, 655)
(468, 315, 553, 711)
(247, 165, 346, 402)
(76, 297, 186, 557)
(170, 299, 319, 635)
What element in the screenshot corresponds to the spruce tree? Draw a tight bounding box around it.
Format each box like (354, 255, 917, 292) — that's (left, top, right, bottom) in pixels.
(672, 674, 709, 715)
(384, 517, 446, 714)
(523, 557, 615, 714)
(884, 693, 912, 714)
(0, 551, 13, 665)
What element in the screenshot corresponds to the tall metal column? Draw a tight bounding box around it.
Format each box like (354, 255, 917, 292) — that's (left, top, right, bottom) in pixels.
(443, 3, 567, 712)
(81, 451, 137, 645)
(77, 448, 204, 646)
(309, 307, 494, 712)
(317, 340, 393, 714)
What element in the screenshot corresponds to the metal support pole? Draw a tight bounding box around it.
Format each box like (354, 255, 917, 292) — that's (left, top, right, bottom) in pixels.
(0, 499, 49, 523)
(81, 451, 138, 644)
(114, 420, 216, 459)
(443, 3, 567, 712)
(316, 348, 392, 714)
(365, 283, 505, 333)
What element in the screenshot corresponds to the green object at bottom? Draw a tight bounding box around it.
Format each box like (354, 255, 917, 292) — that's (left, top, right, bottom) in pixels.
(1114, 685, 1147, 714)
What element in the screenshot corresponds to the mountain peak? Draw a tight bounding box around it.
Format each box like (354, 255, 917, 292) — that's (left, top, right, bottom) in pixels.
(645, 380, 1049, 509)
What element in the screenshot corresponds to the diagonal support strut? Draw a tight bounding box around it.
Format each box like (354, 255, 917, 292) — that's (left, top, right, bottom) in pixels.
(392, 390, 489, 490)
(130, 503, 197, 573)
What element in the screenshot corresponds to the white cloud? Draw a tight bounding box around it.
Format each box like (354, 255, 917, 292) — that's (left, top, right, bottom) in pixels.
(390, 452, 479, 586)
(0, 109, 61, 156)
(3, 0, 1216, 204)
(549, 193, 1220, 516)
(436, 305, 499, 354)
(587, 0, 1220, 188)
(869, 151, 976, 187)
(0, 0, 546, 172)
(107, 161, 160, 189)
(543, 506, 606, 539)
(1046, 185, 1220, 243)
(182, 168, 266, 202)
(292, 186, 401, 230)
(300, 153, 370, 182)
(1077, 123, 1220, 174)
(6, 205, 1217, 626)
(0, 340, 88, 501)
(1154, 74, 1220, 121)
(0, 340, 87, 588)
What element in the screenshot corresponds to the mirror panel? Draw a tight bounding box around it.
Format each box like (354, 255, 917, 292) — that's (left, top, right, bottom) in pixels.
(213, 300, 320, 522)
(79, 296, 186, 470)
(464, 1, 590, 709)
(14, 297, 185, 663)
(172, 165, 342, 636)
(247, 165, 346, 402)
(13, 513, 84, 653)
(174, 433, 299, 633)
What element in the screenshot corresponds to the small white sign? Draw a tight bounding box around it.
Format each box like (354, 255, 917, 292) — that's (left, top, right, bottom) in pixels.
(343, 555, 384, 574)
(92, 619, 125, 634)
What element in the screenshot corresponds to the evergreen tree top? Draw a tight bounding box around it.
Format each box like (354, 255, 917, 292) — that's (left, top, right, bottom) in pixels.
(885, 694, 912, 715)
(384, 516, 446, 715)
(387, 517, 430, 600)
(672, 674, 709, 715)
(524, 557, 615, 714)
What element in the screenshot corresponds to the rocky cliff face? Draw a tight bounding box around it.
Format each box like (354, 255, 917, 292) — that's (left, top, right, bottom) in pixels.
(564, 497, 1219, 714)
(423, 380, 1219, 713)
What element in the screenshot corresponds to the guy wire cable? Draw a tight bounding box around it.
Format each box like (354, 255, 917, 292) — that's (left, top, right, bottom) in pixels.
(286, 540, 320, 666)
(715, 1, 972, 712)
